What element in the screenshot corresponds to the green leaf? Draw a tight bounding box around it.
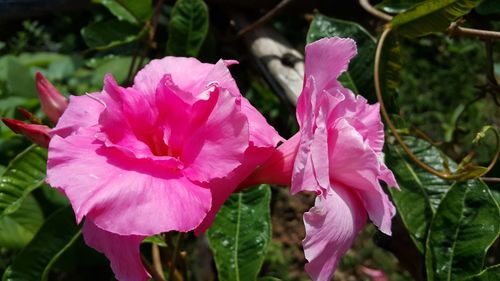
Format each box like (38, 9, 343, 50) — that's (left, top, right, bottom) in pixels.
(2, 206, 82, 281)
(0, 145, 47, 217)
(378, 31, 401, 114)
(476, 0, 500, 15)
(385, 137, 455, 252)
(375, 0, 426, 14)
(167, 0, 209, 57)
(306, 14, 376, 100)
(90, 56, 133, 87)
(6, 58, 37, 98)
(94, 0, 153, 24)
(207, 185, 272, 281)
(390, 0, 483, 37)
(0, 195, 43, 249)
(425, 180, 500, 281)
(81, 19, 142, 50)
(465, 265, 500, 281)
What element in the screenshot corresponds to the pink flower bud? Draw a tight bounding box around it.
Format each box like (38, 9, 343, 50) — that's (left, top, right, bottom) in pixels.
(35, 72, 68, 124)
(2, 118, 51, 148)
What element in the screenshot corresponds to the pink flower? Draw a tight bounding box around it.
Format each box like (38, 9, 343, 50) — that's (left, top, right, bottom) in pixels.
(243, 37, 398, 281)
(46, 57, 282, 281)
(35, 72, 68, 124)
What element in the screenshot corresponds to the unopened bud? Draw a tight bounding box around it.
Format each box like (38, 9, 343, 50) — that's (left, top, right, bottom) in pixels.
(2, 118, 51, 148)
(35, 72, 68, 124)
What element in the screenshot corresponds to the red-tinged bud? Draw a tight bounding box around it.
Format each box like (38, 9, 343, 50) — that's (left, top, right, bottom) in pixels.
(2, 118, 51, 148)
(35, 72, 68, 124)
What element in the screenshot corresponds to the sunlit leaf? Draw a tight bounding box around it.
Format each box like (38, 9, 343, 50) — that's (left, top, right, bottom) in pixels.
(425, 180, 500, 281)
(207, 185, 272, 281)
(0, 145, 47, 217)
(390, 0, 483, 37)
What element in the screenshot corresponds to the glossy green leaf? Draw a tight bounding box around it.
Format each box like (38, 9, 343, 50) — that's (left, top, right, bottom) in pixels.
(167, 0, 209, 57)
(95, 0, 152, 24)
(0, 195, 43, 249)
(385, 137, 454, 252)
(2, 206, 82, 281)
(378, 31, 401, 113)
(465, 265, 500, 281)
(207, 185, 272, 281)
(81, 19, 142, 50)
(375, 0, 426, 14)
(306, 14, 376, 100)
(390, 0, 483, 37)
(425, 180, 500, 281)
(0, 145, 47, 216)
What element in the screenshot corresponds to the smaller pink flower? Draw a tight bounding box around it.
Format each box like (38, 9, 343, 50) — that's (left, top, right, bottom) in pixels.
(244, 37, 398, 281)
(35, 72, 68, 124)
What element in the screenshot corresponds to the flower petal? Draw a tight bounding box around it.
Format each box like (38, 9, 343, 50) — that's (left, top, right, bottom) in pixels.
(181, 88, 249, 183)
(50, 93, 104, 138)
(328, 119, 395, 233)
(303, 185, 366, 281)
(47, 130, 212, 235)
(203, 60, 283, 148)
(83, 221, 150, 281)
(133, 57, 214, 95)
(304, 37, 357, 95)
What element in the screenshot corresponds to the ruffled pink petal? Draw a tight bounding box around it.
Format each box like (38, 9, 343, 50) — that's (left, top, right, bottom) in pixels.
(47, 129, 212, 235)
(353, 183, 395, 235)
(303, 185, 367, 281)
(304, 37, 357, 95)
(328, 118, 381, 192)
(83, 221, 149, 281)
(203, 60, 284, 148)
(181, 88, 249, 183)
(328, 119, 395, 233)
(98, 76, 166, 160)
(293, 77, 320, 194)
(50, 93, 104, 138)
(194, 144, 275, 235)
(330, 89, 384, 154)
(380, 162, 399, 189)
(133, 57, 214, 95)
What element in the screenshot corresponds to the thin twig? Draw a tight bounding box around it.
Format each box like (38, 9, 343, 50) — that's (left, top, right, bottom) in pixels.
(359, 0, 392, 21)
(359, 0, 500, 40)
(237, 0, 294, 38)
(168, 233, 185, 281)
(152, 244, 164, 278)
(481, 177, 500, 183)
(141, 254, 166, 281)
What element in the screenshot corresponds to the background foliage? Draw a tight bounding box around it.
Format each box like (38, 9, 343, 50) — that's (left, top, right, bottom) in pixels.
(0, 0, 499, 280)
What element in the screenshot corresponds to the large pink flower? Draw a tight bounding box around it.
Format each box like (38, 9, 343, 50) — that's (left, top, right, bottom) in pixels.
(243, 37, 398, 281)
(47, 57, 282, 281)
